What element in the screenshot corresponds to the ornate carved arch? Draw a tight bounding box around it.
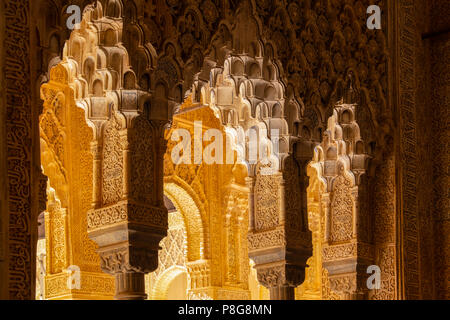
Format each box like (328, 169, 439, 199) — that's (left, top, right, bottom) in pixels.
(163, 180, 206, 262)
(150, 265, 188, 300)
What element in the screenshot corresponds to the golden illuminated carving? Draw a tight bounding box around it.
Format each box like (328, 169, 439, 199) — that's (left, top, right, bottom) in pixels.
(1, 0, 446, 302)
(295, 166, 324, 300)
(146, 209, 188, 300)
(36, 239, 46, 300)
(308, 102, 373, 300)
(35, 1, 406, 301)
(38, 56, 364, 302)
(39, 65, 114, 300)
(160, 99, 251, 300)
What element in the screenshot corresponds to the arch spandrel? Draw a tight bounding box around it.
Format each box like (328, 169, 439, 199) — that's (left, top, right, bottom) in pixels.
(294, 162, 326, 300)
(39, 0, 317, 299)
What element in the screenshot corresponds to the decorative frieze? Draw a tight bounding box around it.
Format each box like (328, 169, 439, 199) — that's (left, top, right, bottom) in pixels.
(87, 202, 167, 232)
(248, 229, 286, 251)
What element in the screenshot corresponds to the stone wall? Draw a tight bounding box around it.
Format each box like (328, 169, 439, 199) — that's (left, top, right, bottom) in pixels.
(0, 0, 8, 300)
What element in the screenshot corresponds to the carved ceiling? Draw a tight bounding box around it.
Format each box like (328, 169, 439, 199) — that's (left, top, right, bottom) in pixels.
(33, 0, 391, 152)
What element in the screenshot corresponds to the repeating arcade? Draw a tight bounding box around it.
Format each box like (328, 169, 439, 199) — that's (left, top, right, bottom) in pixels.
(0, 0, 447, 300)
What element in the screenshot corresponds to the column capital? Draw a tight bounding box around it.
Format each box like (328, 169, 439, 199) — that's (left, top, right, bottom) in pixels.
(255, 262, 306, 289)
(88, 201, 168, 274)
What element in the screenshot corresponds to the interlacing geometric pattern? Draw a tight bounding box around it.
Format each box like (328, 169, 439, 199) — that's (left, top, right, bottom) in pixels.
(146, 209, 188, 300)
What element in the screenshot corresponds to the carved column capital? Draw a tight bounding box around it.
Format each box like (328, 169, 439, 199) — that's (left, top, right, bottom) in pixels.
(97, 245, 159, 275)
(325, 265, 370, 300)
(256, 263, 306, 289)
(322, 241, 375, 299)
(88, 201, 167, 300)
(88, 201, 168, 273)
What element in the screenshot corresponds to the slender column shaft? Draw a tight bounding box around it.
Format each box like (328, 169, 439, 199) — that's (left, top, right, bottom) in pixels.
(269, 286, 296, 300)
(114, 272, 147, 300)
(245, 177, 255, 231)
(91, 142, 102, 209)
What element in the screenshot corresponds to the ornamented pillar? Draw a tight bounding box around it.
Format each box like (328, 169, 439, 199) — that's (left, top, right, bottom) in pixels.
(87, 109, 168, 300)
(310, 103, 373, 299)
(30, 4, 171, 300)
(39, 65, 115, 300)
(295, 156, 325, 300)
(248, 164, 313, 300)
(190, 47, 316, 299)
(186, 260, 212, 297)
(220, 183, 251, 299)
